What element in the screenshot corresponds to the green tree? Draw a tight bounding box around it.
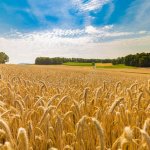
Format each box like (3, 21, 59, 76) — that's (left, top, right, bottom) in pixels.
(0, 52, 9, 64)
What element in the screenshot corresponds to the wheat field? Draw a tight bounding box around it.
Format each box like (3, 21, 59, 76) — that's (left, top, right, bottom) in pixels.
(0, 65, 150, 150)
(96, 63, 113, 67)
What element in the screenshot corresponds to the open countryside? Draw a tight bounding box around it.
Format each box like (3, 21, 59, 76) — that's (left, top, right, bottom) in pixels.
(0, 0, 150, 150)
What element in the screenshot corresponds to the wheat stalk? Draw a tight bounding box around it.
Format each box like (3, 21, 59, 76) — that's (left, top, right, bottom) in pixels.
(17, 127, 29, 150)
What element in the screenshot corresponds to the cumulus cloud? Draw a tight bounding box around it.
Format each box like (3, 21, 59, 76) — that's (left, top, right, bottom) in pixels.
(0, 25, 149, 64)
(85, 26, 98, 34)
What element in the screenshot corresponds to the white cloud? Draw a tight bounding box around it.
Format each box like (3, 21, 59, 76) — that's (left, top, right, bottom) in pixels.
(12, 25, 137, 39)
(85, 26, 98, 34)
(25, 0, 113, 28)
(84, 25, 134, 38)
(81, 0, 110, 11)
(138, 31, 147, 34)
(104, 32, 134, 37)
(0, 25, 149, 64)
(102, 25, 113, 30)
(73, 0, 111, 11)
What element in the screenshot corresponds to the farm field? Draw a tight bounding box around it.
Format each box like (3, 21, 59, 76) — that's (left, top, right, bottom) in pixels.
(96, 64, 137, 69)
(0, 64, 150, 150)
(63, 62, 137, 69)
(63, 62, 92, 66)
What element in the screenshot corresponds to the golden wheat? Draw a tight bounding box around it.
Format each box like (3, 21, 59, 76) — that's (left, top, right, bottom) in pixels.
(0, 64, 149, 150)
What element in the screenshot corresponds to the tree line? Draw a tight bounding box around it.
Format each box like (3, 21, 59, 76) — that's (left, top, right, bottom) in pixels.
(35, 57, 112, 65)
(0, 51, 150, 67)
(112, 52, 150, 67)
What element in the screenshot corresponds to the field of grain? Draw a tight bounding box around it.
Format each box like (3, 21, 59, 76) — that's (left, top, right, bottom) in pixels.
(96, 63, 113, 67)
(0, 64, 150, 150)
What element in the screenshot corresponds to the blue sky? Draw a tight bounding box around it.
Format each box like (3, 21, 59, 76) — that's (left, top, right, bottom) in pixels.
(0, 0, 150, 63)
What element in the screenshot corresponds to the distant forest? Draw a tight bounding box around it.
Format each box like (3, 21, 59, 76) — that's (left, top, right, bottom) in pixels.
(35, 52, 150, 67)
(112, 52, 150, 67)
(35, 57, 112, 65)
